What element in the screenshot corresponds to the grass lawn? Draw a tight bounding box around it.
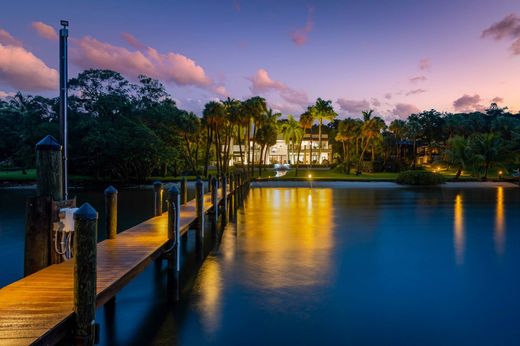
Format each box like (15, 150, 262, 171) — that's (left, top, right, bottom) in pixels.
(2, 166, 512, 184)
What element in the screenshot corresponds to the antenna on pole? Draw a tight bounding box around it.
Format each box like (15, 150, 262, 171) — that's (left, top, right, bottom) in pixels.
(59, 20, 69, 200)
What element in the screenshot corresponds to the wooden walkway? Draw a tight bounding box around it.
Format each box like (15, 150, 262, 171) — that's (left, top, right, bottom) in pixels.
(0, 185, 231, 345)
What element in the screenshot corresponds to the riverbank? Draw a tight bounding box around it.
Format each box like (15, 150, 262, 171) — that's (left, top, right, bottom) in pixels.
(251, 180, 519, 188)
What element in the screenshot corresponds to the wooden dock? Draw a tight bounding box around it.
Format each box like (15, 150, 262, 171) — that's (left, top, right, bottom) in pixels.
(0, 183, 237, 345)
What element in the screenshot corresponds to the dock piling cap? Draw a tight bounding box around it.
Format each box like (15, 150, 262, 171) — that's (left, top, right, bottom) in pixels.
(169, 185, 180, 194)
(74, 203, 99, 221)
(35, 135, 62, 151)
(104, 185, 118, 194)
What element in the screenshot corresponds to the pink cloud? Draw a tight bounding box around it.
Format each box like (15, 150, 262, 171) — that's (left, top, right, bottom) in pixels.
(491, 96, 504, 103)
(384, 93, 392, 100)
(121, 32, 146, 50)
(482, 14, 520, 55)
(32, 22, 58, 41)
(336, 98, 371, 115)
(410, 75, 427, 83)
(247, 68, 309, 106)
(453, 94, 484, 112)
(290, 7, 314, 46)
(0, 29, 22, 47)
(391, 103, 420, 118)
(233, 0, 241, 11)
(0, 90, 15, 98)
(419, 58, 431, 71)
(0, 43, 58, 91)
(71, 35, 226, 96)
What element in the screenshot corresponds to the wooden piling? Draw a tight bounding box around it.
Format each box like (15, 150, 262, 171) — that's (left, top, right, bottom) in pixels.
(24, 136, 63, 276)
(153, 181, 163, 216)
(104, 186, 118, 240)
(207, 174, 213, 193)
(229, 173, 234, 218)
(196, 178, 205, 238)
(36, 135, 63, 201)
(180, 177, 187, 205)
(211, 176, 218, 227)
(222, 174, 227, 223)
(168, 186, 181, 272)
(73, 203, 98, 345)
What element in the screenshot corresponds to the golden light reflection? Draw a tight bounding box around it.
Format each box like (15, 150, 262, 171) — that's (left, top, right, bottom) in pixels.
(494, 186, 505, 257)
(454, 194, 465, 265)
(195, 257, 222, 334)
(240, 188, 335, 290)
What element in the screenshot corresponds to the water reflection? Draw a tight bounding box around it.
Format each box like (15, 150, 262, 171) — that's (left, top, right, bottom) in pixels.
(454, 194, 465, 265)
(240, 188, 334, 291)
(194, 257, 222, 334)
(495, 186, 505, 257)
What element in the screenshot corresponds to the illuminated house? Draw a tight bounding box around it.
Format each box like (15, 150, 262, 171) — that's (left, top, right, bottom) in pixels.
(229, 133, 332, 165)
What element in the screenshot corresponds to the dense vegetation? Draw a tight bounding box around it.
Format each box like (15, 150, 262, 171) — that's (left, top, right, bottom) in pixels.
(1, 69, 519, 181)
(396, 171, 445, 186)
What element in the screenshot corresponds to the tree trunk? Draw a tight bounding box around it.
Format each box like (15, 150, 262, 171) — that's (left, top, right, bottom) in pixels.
(357, 139, 370, 174)
(318, 119, 323, 164)
(237, 126, 244, 166)
(309, 128, 313, 167)
(346, 141, 351, 174)
(296, 136, 303, 177)
(204, 126, 212, 177)
(412, 137, 417, 169)
(455, 167, 462, 180)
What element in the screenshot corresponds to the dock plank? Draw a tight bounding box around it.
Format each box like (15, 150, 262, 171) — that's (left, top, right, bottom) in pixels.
(0, 185, 234, 345)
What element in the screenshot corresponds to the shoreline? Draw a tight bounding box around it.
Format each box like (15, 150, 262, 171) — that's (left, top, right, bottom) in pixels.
(251, 180, 519, 188)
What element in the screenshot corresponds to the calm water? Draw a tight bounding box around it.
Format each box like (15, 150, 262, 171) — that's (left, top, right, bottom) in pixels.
(1, 184, 520, 345)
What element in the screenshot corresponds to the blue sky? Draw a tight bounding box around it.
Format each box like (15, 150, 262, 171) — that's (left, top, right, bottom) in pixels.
(1, 0, 520, 119)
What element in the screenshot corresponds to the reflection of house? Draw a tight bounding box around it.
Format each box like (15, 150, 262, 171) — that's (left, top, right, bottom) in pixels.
(230, 133, 332, 165)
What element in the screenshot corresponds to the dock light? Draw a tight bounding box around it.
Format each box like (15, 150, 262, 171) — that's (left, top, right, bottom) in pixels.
(499, 170, 503, 180)
(308, 174, 312, 179)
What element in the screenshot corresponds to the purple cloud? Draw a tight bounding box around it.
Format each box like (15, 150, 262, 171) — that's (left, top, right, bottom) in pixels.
(405, 88, 427, 96)
(482, 14, 520, 55)
(336, 98, 371, 115)
(410, 75, 427, 83)
(453, 94, 484, 112)
(419, 58, 431, 71)
(391, 103, 420, 118)
(290, 7, 314, 46)
(491, 96, 504, 103)
(384, 93, 392, 100)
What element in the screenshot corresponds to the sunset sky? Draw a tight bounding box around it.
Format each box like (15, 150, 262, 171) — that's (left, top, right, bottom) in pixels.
(1, 0, 520, 120)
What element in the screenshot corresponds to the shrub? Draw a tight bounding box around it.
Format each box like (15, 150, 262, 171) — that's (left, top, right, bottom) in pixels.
(396, 170, 445, 185)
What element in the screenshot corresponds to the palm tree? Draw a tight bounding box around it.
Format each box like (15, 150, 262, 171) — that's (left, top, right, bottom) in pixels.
(444, 136, 472, 179)
(256, 109, 280, 175)
(406, 118, 421, 169)
(281, 115, 303, 167)
(336, 118, 358, 174)
(469, 133, 507, 180)
(310, 98, 337, 164)
(243, 96, 267, 176)
(299, 111, 313, 166)
(203, 101, 226, 175)
(389, 119, 406, 162)
(357, 110, 384, 173)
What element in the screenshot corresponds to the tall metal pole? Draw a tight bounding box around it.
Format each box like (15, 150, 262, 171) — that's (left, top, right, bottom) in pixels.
(59, 20, 69, 200)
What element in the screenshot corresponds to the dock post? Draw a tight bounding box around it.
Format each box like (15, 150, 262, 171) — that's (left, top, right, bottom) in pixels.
(234, 173, 239, 211)
(180, 177, 187, 205)
(168, 186, 181, 272)
(222, 174, 227, 224)
(229, 173, 234, 218)
(104, 186, 118, 240)
(168, 185, 182, 301)
(153, 181, 163, 216)
(207, 174, 213, 193)
(73, 203, 98, 346)
(211, 176, 218, 227)
(196, 177, 205, 238)
(36, 135, 63, 201)
(24, 136, 63, 276)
